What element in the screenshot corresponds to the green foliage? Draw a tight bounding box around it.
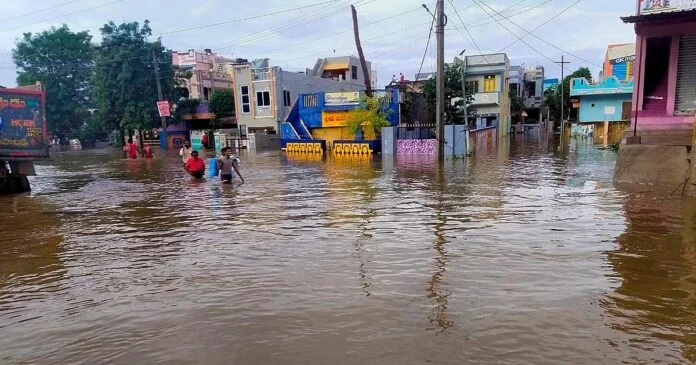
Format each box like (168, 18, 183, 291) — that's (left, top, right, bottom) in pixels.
(173, 98, 200, 121)
(343, 96, 391, 139)
(93, 20, 175, 132)
(12, 25, 94, 133)
(173, 66, 193, 100)
(422, 63, 476, 124)
(209, 89, 235, 128)
(542, 67, 592, 121)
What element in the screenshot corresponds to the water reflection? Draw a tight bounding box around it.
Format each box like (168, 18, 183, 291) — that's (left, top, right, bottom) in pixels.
(605, 195, 696, 363)
(426, 167, 453, 333)
(6, 139, 696, 364)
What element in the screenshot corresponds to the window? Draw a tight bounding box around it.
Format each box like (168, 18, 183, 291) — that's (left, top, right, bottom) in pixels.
(256, 90, 271, 108)
(465, 81, 479, 93)
(351, 65, 358, 80)
(240, 85, 250, 114)
(283, 90, 291, 107)
(483, 75, 496, 92)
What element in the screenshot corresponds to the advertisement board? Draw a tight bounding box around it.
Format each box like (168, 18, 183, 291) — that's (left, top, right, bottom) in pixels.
(0, 90, 48, 159)
(324, 92, 360, 106)
(322, 110, 352, 127)
(639, 0, 696, 15)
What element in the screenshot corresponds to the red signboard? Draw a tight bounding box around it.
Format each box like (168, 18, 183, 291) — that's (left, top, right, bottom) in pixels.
(157, 100, 171, 117)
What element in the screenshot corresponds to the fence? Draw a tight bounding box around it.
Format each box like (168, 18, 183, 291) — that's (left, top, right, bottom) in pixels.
(397, 126, 436, 140)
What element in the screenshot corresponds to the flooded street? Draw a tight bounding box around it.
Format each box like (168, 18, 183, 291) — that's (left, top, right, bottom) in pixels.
(2, 135, 696, 364)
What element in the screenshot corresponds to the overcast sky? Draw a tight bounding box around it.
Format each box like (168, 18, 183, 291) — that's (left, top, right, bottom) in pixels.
(0, 0, 637, 88)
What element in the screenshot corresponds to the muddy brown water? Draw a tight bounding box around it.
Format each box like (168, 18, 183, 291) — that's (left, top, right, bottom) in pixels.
(1, 135, 696, 364)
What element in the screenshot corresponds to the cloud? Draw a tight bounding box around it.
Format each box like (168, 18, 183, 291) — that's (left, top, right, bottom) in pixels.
(0, 0, 637, 88)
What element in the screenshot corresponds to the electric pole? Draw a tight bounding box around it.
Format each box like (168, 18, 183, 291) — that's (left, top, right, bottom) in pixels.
(554, 55, 570, 141)
(435, 0, 445, 162)
(152, 49, 167, 132)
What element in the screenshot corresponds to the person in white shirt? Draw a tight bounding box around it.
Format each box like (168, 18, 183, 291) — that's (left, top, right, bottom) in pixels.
(179, 141, 192, 166)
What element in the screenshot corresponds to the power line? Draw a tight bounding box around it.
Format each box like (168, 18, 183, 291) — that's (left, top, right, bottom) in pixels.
(264, 3, 434, 57)
(498, 0, 583, 57)
(447, 0, 551, 31)
(0, 0, 125, 33)
(0, 0, 82, 22)
(215, 0, 367, 52)
(477, 0, 599, 67)
(417, 12, 436, 80)
(155, 0, 338, 37)
(469, 0, 568, 71)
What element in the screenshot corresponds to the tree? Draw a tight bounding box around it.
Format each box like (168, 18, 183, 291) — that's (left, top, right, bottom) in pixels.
(543, 67, 592, 121)
(93, 20, 175, 141)
(422, 63, 476, 124)
(208, 89, 235, 128)
(12, 25, 94, 134)
(343, 96, 391, 140)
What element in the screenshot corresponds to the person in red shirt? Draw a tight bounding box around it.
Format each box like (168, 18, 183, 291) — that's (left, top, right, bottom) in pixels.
(126, 138, 138, 159)
(184, 150, 206, 179)
(201, 132, 209, 150)
(141, 144, 154, 159)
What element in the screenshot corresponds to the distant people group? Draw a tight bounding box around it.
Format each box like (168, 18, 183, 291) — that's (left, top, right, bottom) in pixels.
(179, 141, 244, 184)
(121, 137, 243, 184)
(122, 138, 154, 159)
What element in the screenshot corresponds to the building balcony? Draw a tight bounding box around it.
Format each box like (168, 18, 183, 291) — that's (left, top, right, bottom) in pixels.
(470, 92, 500, 105)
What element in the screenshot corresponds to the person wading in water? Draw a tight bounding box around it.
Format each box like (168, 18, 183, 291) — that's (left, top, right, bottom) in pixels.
(179, 141, 192, 166)
(216, 147, 244, 184)
(184, 150, 206, 179)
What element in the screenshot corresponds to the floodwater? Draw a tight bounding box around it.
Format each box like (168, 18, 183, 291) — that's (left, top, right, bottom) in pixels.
(2, 133, 696, 365)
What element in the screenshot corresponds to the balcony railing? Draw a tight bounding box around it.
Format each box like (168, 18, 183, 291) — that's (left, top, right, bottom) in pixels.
(470, 92, 500, 105)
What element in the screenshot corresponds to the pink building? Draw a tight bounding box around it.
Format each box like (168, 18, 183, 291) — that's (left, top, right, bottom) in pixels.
(621, 0, 696, 145)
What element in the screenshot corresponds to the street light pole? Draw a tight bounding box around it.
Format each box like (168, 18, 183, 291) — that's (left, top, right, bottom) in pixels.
(435, 0, 445, 162)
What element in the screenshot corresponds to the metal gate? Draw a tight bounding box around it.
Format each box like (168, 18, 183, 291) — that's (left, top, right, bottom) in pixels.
(675, 35, 696, 115)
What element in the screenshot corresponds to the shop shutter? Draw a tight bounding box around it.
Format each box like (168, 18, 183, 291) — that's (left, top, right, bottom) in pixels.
(675, 35, 696, 115)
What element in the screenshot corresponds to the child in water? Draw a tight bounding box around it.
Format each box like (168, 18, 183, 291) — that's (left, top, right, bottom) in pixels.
(184, 150, 206, 179)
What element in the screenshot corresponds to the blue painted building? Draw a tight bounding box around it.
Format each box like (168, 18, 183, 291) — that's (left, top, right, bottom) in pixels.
(281, 90, 400, 155)
(570, 76, 634, 123)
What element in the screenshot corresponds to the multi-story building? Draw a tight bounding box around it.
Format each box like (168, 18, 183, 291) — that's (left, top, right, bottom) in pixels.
(305, 56, 377, 90)
(458, 53, 511, 137)
(230, 57, 372, 135)
(171, 49, 242, 101)
(510, 64, 545, 121)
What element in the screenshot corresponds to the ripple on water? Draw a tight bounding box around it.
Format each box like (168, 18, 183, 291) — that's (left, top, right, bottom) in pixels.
(1, 141, 696, 364)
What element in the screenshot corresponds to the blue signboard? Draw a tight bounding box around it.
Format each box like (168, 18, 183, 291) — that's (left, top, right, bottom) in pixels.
(0, 90, 48, 159)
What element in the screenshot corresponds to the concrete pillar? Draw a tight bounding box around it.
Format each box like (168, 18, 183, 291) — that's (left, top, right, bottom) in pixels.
(603, 121, 609, 149)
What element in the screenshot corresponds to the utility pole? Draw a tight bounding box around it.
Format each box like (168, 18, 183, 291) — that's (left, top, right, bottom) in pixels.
(152, 49, 166, 132)
(435, 0, 445, 162)
(554, 55, 570, 143)
(351, 5, 373, 97)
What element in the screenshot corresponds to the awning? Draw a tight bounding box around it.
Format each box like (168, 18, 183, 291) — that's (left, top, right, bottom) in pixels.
(621, 9, 696, 23)
(323, 63, 349, 71)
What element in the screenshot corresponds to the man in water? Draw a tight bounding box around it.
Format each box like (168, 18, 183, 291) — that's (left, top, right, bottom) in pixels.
(184, 150, 206, 179)
(179, 141, 192, 166)
(217, 147, 244, 184)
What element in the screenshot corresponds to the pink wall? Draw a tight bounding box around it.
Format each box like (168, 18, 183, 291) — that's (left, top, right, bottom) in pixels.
(632, 18, 696, 127)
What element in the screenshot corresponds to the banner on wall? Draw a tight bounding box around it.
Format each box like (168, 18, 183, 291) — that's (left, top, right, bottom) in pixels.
(157, 100, 171, 117)
(639, 0, 696, 15)
(324, 92, 360, 106)
(322, 110, 352, 127)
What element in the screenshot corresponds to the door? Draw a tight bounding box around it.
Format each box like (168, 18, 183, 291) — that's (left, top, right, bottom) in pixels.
(675, 35, 696, 115)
